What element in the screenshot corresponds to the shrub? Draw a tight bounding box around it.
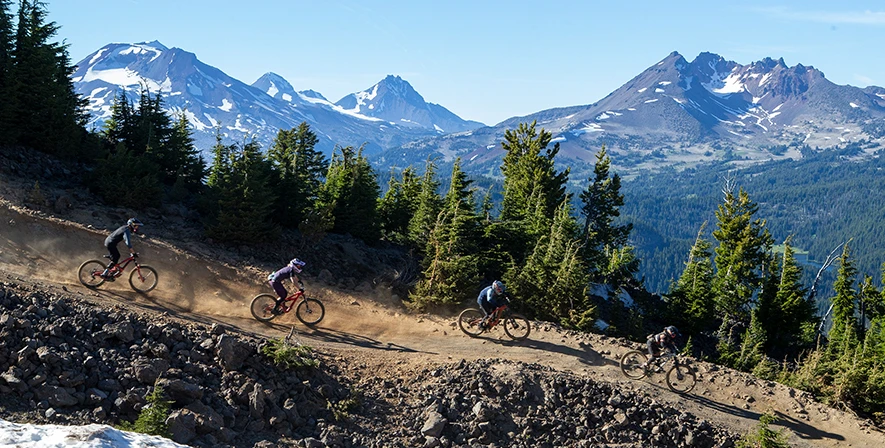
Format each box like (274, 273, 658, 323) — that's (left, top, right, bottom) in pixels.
(118, 383, 172, 438)
(737, 410, 789, 448)
(260, 338, 319, 369)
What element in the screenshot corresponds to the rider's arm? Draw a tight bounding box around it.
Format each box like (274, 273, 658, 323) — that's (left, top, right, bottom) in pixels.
(123, 229, 134, 253)
(289, 271, 303, 289)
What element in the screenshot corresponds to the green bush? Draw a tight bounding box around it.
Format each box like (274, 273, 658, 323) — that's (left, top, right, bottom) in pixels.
(737, 410, 790, 448)
(118, 384, 172, 438)
(260, 338, 319, 369)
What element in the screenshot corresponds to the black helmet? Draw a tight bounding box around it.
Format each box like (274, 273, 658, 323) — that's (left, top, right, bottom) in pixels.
(665, 326, 680, 338)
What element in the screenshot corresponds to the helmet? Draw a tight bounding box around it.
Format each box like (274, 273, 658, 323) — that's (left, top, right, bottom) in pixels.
(289, 258, 306, 273)
(127, 218, 143, 230)
(665, 326, 680, 339)
(492, 280, 505, 294)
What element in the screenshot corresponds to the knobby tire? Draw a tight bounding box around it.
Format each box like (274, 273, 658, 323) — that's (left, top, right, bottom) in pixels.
(666, 363, 697, 394)
(503, 314, 531, 340)
(129, 265, 158, 292)
(296, 298, 325, 326)
(620, 350, 649, 380)
(251, 293, 278, 322)
(77, 260, 107, 288)
(458, 308, 485, 338)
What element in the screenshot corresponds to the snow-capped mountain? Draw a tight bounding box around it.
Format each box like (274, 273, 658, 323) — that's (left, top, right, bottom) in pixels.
(335, 75, 484, 133)
(375, 51, 885, 177)
(72, 41, 484, 156)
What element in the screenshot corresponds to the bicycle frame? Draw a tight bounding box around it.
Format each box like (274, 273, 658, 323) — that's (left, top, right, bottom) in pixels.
(484, 304, 510, 328)
(107, 255, 141, 277)
(275, 289, 306, 314)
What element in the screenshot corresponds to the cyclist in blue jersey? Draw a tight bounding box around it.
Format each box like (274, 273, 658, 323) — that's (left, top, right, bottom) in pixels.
(100, 218, 142, 280)
(269, 258, 306, 314)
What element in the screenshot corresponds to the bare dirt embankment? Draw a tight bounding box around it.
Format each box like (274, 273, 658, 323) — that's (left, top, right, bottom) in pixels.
(1, 189, 883, 446)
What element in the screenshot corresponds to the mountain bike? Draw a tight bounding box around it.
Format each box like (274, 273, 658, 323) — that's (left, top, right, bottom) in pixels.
(458, 303, 530, 341)
(619, 350, 696, 393)
(77, 253, 158, 293)
(250, 289, 325, 326)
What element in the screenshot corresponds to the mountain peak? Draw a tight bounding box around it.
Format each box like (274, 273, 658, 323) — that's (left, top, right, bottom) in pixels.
(134, 40, 169, 51)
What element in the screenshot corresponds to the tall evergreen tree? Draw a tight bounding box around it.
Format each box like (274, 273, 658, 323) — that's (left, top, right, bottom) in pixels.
(505, 198, 591, 326)
(267, 123, 327, 228)
(11, 0, 86, 156)
(378, 166, 420, 243)
(206, 139, 278, 244)
(828, 244, 858, 349)
(757, 240, 816, 357)
(408, 158, 443, 250)
(318, 145, 380, 243)
(667, 224, 716, 334)
(579, 146, 632, 270)
(499, 121, 568, 229)
(711, 184, 774, 323)
(0, 0, 15, 144)
(410, 159, 482, 307)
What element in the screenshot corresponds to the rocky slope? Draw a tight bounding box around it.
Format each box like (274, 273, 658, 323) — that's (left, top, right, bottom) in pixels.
(0, 275, 740, 447)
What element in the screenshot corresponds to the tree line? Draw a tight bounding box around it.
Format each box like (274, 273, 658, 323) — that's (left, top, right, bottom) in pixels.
(4, 0, 885, 423)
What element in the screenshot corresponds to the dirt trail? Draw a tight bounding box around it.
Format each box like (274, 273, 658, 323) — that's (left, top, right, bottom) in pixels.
(1, 203, 883, 448)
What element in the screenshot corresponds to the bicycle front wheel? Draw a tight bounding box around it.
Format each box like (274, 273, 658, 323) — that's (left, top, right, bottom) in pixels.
(620, 350, 649, 379)
(666, 363, 696, 393)
(458, 308, 485, 338)
(78, 260, 106, 288)
(129, 266, 158, 292)
(250, 294, 278, 322)
(503, 314, 531, 341)
(296, 298, 325, 326)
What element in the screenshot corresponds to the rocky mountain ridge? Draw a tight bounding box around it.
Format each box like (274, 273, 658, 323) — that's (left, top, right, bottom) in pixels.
(72, 42, 484, 157)
(374, 51, 885, 179)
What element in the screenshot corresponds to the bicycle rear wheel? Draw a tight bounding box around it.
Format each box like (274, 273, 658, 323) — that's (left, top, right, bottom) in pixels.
(129, 266, 158, 292)
(503, 314, 531, 340)
(250, 294, 278, 322)
(296, 298, 325, 326)
(620, 350, 649, 379)
(78, 260, 106, 288)
(666, 363, 696, 393)
(458, 308, 485, 338)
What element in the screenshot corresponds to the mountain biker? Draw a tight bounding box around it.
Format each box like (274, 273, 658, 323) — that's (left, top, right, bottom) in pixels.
(100, 218, 142, 280)
(269, 258, 306, 314)
(477, 280, 512, 328)
(645, 325, 681, 367)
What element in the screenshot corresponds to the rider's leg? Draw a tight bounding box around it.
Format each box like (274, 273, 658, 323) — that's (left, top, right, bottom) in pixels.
(271, 281, 288, 312)
(102, 244, 120, 278)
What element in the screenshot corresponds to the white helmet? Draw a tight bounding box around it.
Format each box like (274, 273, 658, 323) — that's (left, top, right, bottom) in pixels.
(289, 258, 306, 273)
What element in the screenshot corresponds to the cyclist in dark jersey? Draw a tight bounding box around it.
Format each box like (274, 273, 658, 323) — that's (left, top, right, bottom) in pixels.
(269, 258, 306, 314)
(100, 218, 142, 280)
(477, 280, 512, 328)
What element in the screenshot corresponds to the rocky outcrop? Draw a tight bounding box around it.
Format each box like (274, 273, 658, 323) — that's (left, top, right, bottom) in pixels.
(0, 278, 740, 447)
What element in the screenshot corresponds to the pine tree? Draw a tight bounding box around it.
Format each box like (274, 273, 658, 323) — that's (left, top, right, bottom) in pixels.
(0, 0, 15, 144)
(500, 121, 568, 229)
(667, 224, 716, 334)
(11, 0, 86, 156)
(206, 139, 279, 244)
(505, 199, 591, 326)
(828, 244, 858, 349)
(410, 160, 482, 307)
(407, 157, 443, 250)
(378, 166, 420, 243)
(758, 240, 815, 357)
(579, 146, 632, 270)
(267, 123, 328, 228)
(318, 145, 380, 243)
(711, 184, 774, 323)
(167, 112, 206, 196)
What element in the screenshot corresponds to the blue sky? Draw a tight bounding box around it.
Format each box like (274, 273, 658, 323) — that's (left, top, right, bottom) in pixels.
(48, 0, 885, 125)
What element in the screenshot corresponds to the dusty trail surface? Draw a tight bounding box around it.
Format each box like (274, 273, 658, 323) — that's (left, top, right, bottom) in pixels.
(1, 202, 883, 448)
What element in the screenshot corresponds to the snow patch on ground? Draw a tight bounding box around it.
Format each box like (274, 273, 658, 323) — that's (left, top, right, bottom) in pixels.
(0, 418, 188, 448)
